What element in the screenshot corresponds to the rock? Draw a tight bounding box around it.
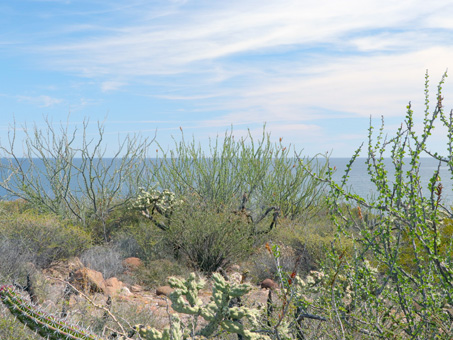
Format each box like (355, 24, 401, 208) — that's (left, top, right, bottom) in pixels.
(73, 268, 105, 293)
(119, 287, 133, 297)
(43, 257, 85, 280)
(68, 257, 84, 271)
(131, 284, 144, 293)
(261, 278, 278, 290)
(156, 286, 174, 297)
(122, 257, 143, 271)
(157, 299, 170, 307)
(104, 277, 123, 296)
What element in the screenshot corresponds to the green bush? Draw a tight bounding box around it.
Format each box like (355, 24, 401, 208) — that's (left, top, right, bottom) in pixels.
(165, 199, 260, 272)
(301, 71, 453, 338)
(149, 126, 328, 220)
(0, 210, 91, 268)
(112, 219, 162, 262)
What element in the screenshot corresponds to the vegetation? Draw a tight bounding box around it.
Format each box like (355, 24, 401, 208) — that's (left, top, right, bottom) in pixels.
(1, 72, 453, 339)
(300, 70, 453, 338)
(0, 118, 154, 241)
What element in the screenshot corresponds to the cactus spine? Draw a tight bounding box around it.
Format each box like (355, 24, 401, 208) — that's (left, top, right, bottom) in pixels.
(0, 285, 103, 340)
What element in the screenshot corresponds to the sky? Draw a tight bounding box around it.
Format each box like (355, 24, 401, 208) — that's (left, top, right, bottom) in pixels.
(1, 0, 453, 158)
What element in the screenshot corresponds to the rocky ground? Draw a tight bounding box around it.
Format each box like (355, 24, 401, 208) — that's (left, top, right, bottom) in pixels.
(36, 257, 276, 333)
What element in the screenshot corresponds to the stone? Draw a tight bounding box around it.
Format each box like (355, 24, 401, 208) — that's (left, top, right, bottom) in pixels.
(156, 286, 174, 297)
(130, 284, 144, 293)
(103, 277, 123, 296)
(73, 267, 105, 293)
(260, 278, 278, 290)
(119, 287, 133, 297)
(122, 257, 143, 271)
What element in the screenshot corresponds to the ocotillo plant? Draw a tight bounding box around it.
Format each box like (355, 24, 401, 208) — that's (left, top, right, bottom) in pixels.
(0, 285, 105, 340)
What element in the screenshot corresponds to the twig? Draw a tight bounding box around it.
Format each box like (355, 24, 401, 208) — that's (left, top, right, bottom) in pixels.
(48, 276, 131, 339)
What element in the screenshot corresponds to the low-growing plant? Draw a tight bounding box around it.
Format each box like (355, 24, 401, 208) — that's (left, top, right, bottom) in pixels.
(0, 236, 33, 282)
(80, 245, 125, 280)
(167, 199, 259, 272)
(0, 210, 91, 268)
(135, 258, 190, 288)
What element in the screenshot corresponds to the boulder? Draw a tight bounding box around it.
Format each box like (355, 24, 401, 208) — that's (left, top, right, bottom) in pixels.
(260, 278, 278, 290)
(156, 286, 174, 297)
(130, 284, 144, 293)
(122, 257, 143, 271)
(103, 277, 123, 296)
(73, 267, 105, 293)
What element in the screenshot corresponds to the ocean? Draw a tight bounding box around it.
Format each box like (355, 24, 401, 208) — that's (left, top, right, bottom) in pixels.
(329, 157, 453, 204)
(0, 157, 452, 205)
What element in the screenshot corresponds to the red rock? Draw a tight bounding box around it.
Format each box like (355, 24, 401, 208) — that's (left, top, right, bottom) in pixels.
(122, 257, 143, 271)
(73, 267, 105, 293)
(156, 286, 174, 297)
(261, 278, 278, 290)
(103, 277, 123, 296)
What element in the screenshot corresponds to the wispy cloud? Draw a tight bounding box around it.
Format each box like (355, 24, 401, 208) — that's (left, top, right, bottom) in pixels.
(101, 81, 125, 92)
(30, 1, 451, 76)
(2, 1, 453, 156)
(20, 0, 452, 121)
(16, 95, 63, 107)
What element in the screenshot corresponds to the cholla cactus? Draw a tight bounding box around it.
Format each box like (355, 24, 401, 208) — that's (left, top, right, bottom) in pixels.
(137, 273, 268, 340)
(136, 315, 184, 340)
(131, 187, 182, 216)
(0, 285, 104, 340)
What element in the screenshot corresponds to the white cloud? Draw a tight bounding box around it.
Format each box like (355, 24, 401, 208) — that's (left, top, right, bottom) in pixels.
(16, 95, 63, 107)
(34, 0, 453, 76)
(101, 81, 125, 92)
(7, 0, 453, 157)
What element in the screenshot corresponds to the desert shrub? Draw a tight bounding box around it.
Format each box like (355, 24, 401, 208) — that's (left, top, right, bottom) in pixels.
(0, 118, 154, 242)
(300, 71, 453, 338)
(164, 199, 260, 273)
(0, 237, 33, 283)
(135, 258, 190, 288)
(0, 210, 91, 268)
(80, 244, 125, 279)
(111, 219, 162, 262)
(149, 126, 328, 221)
(249, 243, 299, 282)
(0, 199, 32, 215)
(86, 204, 142, 244)
(261, 215, 352, 276)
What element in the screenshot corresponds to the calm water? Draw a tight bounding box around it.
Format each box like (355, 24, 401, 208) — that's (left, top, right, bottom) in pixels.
(0, 157, 452, 204)
(329, 158, 453, 204)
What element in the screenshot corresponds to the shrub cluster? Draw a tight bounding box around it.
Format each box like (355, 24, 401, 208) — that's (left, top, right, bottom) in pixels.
(1, 73, 452, 339)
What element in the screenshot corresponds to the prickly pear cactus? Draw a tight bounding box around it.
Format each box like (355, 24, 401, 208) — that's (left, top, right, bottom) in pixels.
(0, 285, 103, 340)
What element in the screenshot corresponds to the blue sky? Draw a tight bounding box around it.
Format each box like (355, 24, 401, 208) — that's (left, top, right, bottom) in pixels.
(1, 0, 453, 157)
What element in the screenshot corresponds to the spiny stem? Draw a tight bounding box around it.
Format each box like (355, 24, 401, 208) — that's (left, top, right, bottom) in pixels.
(0, 285, 103, 340)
